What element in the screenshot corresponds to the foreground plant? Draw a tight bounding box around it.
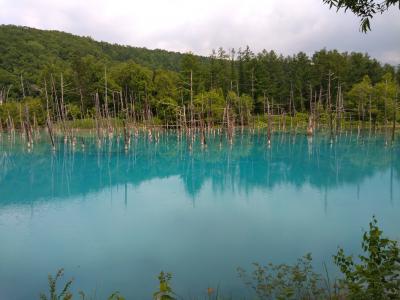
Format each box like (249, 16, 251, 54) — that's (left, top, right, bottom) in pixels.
(153, 271, 176, 300)
(237, 253, 328, 299)
(106, 292, 125, 300)
(40, 269, 125, 300)
(334, 216, 400, 299)
(39, 269, 73, 300)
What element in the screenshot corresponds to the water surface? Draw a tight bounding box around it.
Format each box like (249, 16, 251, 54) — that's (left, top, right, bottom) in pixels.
(0, 131, 399, 299)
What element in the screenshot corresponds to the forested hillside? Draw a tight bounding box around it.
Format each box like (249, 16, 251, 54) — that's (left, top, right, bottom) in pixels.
(0, 25, 190, 85)
(0, 24, 399, 126)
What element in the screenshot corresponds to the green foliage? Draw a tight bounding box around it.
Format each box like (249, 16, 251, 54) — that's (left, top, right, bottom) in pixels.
(111, 60, 153, 95)
(334, 216, 400, 299)
(66, 103, 82, 120)
(66, 118, 96, 129)
(0, 97, 46, 127)
(323, 0, 400, 32)
(293, 112, 309, 126)
(0, 25, 398, 127)
(34, 217, 400, 299)
(194, 89, 226, 123)
(237, 253, 328, 300)
(373, 73, 398, 122)
(153, 271, 176, 300)
(39, 269, 73, 300)
(70, 54, 106, 110)
(153, 70, 180, 100)
(347, 75, 373, 120)
(39, 269, 126, 300)
(107, 292, 126, 300)
(235, 94, 254, 124)
(154, 97, 179, 123)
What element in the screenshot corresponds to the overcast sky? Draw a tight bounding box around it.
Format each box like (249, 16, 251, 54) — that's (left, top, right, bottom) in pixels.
(1, 0, 399, 64)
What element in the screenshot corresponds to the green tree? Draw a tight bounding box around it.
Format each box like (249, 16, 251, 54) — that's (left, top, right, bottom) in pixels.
(229, 92, 254, 125)
(110, 60, 154, 118)
(194, 89, 226, 124)
(153, 69, 179, 100)
(373, 72, 398, 122)
(70, 54, 104, 110)
(347, 75, 373, 121)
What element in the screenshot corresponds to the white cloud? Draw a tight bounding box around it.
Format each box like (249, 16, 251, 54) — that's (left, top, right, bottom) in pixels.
(1, 0, 399, 64)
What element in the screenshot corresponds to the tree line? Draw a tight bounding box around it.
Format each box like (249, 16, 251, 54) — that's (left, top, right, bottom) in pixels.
(0, 25, 399, 128)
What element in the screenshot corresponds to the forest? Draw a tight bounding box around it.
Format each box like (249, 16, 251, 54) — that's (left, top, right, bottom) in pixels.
(0, 24, 399, 129)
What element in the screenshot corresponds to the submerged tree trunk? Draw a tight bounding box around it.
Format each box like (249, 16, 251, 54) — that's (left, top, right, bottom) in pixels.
(392, 90, 397, 144)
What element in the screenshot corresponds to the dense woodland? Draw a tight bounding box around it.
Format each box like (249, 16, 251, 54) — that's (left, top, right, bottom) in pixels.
(0, 25, 399, 129)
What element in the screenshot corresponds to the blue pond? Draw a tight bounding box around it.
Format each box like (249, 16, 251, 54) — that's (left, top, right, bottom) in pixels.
(0, 131, 399, 299)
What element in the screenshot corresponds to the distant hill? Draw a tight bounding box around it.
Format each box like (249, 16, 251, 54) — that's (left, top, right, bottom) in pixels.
(0, 25, 200, 83)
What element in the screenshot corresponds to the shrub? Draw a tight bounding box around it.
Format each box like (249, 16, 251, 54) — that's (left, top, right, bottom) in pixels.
(153, 271, 176, 300)
(334, 216, 400, 299)
(237, 253, 328, 300)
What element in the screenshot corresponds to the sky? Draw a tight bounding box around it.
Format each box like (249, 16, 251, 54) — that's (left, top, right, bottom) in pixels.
(1, 0, 399, 64)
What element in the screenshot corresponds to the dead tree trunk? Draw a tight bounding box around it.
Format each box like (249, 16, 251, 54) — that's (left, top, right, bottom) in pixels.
(392, 90, 398, 144)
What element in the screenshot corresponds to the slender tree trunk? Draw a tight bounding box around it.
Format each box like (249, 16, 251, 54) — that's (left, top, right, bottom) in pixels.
(327, 71, 333, 141)
(20, 74, 26, 99)
(190, 70, 194, 129)
(392, 90, 397, 144)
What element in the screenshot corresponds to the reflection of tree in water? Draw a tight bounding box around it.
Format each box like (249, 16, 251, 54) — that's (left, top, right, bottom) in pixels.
(0, 132, 399, 206)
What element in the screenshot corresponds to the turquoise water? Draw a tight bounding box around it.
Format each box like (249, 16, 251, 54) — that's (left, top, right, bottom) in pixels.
(0, 131, 399, 299)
